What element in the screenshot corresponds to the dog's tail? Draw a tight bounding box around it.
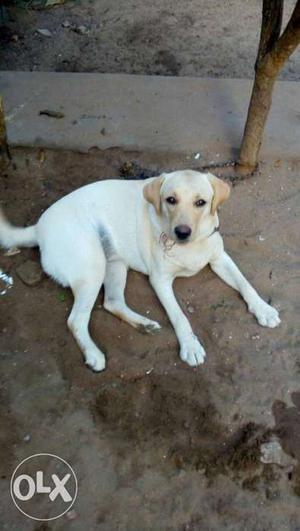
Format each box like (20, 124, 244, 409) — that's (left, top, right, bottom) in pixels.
(0, 209, 38, 249)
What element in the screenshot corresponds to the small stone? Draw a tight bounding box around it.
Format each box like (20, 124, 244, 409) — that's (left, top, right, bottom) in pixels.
(187, 305, 194, 314)
(73, 25, 89, 35)
(62, 20, 71, 28)
(260, 439, 297, 467)
(66, 510, 78, 521)
(16, 260, 43, 286)
(23, 434, 31, 442)
(37, 29, 53, 38)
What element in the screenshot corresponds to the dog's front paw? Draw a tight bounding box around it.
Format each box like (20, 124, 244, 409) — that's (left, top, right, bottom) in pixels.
(180, 335, 206, 367)
(85, 349, 106, 372)
(250, 300, 281, 328)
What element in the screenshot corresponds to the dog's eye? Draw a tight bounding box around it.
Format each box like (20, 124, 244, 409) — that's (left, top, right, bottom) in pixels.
(195, 199, 206, 207)
(166, 196, 177, 205)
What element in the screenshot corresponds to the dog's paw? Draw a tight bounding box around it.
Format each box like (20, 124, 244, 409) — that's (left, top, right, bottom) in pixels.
(180, 335, 206, 367)
(137, 319, 161, 335)
(85, 350, 106, 372)
(250, 300, 281, 328)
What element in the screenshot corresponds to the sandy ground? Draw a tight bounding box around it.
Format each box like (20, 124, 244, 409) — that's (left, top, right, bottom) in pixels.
(1, 0, 300, 528)
(1, 0, 300, 80)
(0, 147, 300, 529)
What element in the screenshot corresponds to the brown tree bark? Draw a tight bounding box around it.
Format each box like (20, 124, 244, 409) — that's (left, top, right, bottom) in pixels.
(0, 96, 10, 168)
(237, 0, 300, 175)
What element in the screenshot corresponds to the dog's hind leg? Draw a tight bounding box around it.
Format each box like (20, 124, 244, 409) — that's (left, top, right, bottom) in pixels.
(68, 266, 106, 372)
(103, 259, 161, 334)
(68, 277, 106, 371)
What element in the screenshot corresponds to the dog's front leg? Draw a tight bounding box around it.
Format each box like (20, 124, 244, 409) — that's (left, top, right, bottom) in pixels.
(210, 251, 280, 327)
(150, 273, 206, 366)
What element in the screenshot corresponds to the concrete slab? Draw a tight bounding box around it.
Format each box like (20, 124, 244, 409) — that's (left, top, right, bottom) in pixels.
(0, 71, 299, 157)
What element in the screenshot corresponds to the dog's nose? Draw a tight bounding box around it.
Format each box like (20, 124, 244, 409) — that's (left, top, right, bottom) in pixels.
(174, 224, 192, 240)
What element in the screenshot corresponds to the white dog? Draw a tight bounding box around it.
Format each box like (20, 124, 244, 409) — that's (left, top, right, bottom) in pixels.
(0, 170, 280, 371)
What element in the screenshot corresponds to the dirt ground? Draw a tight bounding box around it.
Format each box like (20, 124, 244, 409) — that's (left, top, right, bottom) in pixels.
(0, 147, 299, 529)
(1, 0, 300, 80)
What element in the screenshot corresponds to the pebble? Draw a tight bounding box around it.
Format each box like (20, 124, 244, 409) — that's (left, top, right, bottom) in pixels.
(260, 440, 297, 467)
(73, 25, 89, 35)
(37, 29, 52, 37)
(66, 510, 78, 521)
(16, 260, 43, 286)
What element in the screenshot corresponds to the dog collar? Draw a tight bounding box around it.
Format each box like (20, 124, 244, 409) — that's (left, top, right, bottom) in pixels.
(208, 226, 219, 238)
(159, 226, 219, 249)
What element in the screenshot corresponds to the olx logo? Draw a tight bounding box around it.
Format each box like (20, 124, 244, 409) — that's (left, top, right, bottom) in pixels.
(10, 454, 78, 521)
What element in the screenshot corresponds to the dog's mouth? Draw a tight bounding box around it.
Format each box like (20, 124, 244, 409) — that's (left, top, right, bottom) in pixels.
(175, 237, 190, 245)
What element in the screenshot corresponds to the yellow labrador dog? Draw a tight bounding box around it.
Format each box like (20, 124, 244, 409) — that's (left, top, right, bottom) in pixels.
(0, 170, 280, 371)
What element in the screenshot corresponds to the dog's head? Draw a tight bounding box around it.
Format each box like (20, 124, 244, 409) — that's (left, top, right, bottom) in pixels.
(143, 170, 230, 244)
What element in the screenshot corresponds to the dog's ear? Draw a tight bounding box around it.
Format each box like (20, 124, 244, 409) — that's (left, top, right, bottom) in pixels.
(143, 175, 165, 215)
(208, 174, 230, 215)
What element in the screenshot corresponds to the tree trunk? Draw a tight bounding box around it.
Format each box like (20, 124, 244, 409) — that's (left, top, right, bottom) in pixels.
(0, 96, 10, 168)
(237, 58, 278, 174)
(237, 0, 300, 175)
